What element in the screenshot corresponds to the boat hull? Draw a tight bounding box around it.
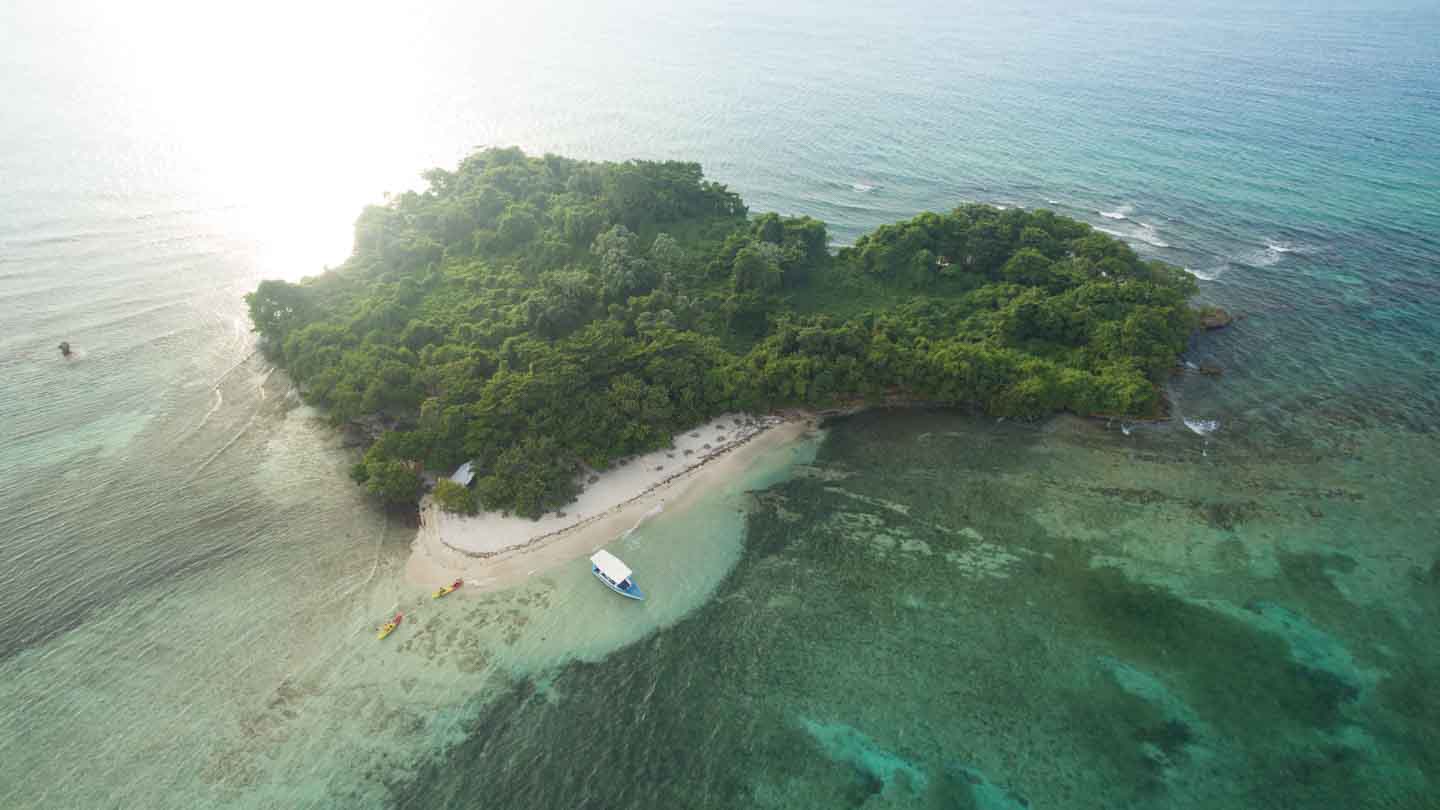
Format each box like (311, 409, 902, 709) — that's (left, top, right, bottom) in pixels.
(592, 567, 645, 600)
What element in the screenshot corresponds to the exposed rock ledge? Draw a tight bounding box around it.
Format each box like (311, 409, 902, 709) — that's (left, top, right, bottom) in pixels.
(1198, 306, 1234, 330)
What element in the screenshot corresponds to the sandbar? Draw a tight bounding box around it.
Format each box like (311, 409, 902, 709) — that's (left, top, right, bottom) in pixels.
(405, 413, 814, 593)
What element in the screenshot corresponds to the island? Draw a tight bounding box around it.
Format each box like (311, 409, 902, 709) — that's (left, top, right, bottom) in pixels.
(247, 147, 1201, 529)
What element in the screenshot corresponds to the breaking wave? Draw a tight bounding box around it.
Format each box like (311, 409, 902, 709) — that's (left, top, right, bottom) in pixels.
(1096, 225, 1170, 249)
(1183, 417, 1220, 436)
(1242, 240, 1308, 268)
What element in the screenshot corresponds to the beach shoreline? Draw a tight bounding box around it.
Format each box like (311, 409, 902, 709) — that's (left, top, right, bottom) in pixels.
(405, 413, 816, 593)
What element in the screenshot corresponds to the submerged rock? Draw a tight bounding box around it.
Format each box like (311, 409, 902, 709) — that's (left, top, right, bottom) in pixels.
(1102, 657, 1204, 732)
(1228, 599, 1378, 704)
(940, 763, 1031, 810)
(799, 718, 928, 796)
(1100, 656, 1205, 774)
(1195, 500, 1259, 531)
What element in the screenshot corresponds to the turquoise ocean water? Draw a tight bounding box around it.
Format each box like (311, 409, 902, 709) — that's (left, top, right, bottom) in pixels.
(1, 0, 1437, 806)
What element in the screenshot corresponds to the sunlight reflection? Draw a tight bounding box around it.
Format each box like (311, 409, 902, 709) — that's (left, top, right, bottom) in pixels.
(82, 0, 482, 279)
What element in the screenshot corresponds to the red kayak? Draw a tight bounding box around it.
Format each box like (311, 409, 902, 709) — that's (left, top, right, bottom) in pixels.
(432, 579, 464, 599)
(377, 613, 403, 640)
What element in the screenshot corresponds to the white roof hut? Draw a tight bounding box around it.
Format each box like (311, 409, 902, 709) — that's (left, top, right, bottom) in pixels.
(449, 461, 475, 486)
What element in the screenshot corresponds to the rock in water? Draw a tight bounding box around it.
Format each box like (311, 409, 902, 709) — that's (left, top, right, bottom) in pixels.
(799, 718, 929, 796)
(1198, 307, 1233, 330)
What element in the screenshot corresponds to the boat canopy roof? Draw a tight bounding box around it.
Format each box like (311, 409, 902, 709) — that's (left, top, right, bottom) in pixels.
(590, 550, 633, 583)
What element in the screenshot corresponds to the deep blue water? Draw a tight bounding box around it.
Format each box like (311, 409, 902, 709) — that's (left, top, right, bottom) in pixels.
(1, 0, 1437, 807)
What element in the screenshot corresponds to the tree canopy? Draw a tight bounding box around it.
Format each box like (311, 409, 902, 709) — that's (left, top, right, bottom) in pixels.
(248, 148, 1199, 516)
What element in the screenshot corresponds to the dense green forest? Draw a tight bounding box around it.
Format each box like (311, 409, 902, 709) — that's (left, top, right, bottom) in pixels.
(247, 148, 1199, 516)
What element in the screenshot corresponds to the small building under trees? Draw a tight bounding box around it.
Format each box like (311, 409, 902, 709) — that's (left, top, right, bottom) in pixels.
(449, 461, 476, 487)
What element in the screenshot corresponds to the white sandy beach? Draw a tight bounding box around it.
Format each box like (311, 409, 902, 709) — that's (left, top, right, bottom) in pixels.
(405, 413, 814, 592)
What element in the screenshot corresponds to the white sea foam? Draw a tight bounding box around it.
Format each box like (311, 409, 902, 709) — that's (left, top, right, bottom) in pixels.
(1247, 248, 1282, 268)
(1185, 265, 1226, 281)
(1242, 240, 1305, 268)
(1184, 417, 1220, 436)
(850, 182, 877, 193)
(1099, 204, 1133, 220)
(1096, 225, 1171, 250)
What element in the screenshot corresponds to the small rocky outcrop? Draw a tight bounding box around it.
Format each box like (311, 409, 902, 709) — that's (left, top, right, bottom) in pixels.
(1199, 361, 1224, 376)
(1198, 307, 1234, 330)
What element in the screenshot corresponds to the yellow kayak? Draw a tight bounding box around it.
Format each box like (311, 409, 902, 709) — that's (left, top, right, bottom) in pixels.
(432, 578, 464, 599)
(377, 612, 403, 640)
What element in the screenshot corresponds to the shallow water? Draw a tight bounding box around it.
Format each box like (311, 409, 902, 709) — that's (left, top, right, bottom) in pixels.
(2, 0, 1438, 807)
(397, 410, 1440, 808)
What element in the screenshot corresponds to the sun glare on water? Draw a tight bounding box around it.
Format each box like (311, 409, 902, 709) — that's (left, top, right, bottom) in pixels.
(76, 0, 494, 279)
